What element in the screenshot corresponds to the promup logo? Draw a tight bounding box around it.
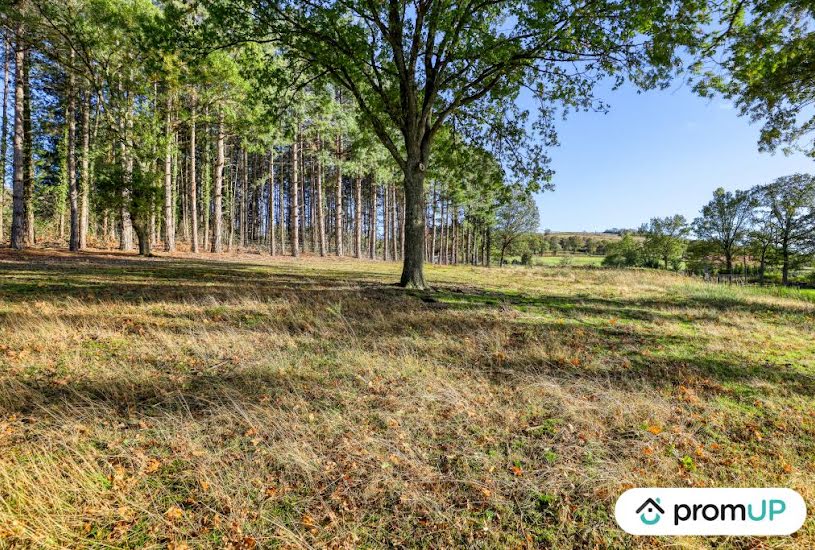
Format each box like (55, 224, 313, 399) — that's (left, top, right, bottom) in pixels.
(636, 498, 664, 525)
(616, 488, 806, 536)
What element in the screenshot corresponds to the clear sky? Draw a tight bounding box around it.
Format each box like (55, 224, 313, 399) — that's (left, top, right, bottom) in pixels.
(532, 80, 814, 233)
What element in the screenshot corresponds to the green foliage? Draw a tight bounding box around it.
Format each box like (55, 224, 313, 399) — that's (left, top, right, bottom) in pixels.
(642, 215, 689, 270)
(692, 187, 756, 272)
(696, 2, 815, 157)
(603, 234, 642, 268)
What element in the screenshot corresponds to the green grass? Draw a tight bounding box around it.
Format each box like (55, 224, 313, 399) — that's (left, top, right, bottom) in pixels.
(0, 248, 813, 548)
(532, 254, 605, 267)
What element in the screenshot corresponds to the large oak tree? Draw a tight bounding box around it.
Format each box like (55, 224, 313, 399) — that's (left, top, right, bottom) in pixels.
(187, 0, 708, 288)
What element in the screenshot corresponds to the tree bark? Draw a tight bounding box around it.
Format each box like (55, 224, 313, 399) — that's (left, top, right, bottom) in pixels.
(429, 182, 437, 264)
(67, 53, 79, 251)
(383, 182, 389, 261)
(391, 185, 398, 261)
(11, 37, 25, 249)
(22, 46, 34, 246)
(240, 149, 247, 249)
(368, 175, 376, 259)
(291, 132, 300, 257)
(189, 95, 199, 252)
(354, 175, 362, 258)
(0, 39, 8, 244)
(79, 91, 90, 249)
(268, 149, 276, 255)
(278, 152, 286, 254)
(334, 134, 343, 256)
(315, 138, 326, 256)
(211, 110, 224, 253)
(400, 159, 428, 288)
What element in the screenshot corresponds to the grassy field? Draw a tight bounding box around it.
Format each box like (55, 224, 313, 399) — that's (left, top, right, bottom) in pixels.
(0, 249, 813, 548)
(532, 255, 605, 267)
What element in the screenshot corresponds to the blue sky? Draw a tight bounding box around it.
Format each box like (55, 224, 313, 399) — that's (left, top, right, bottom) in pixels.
(532, 81, 814, 232)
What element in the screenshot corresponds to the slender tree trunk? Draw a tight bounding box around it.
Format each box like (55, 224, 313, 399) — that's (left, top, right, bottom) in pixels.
(391, 185, 398, 261)
(315, 138, 326, 256)
(268, 149, 276, 255)
(211, 111, 224, 253)
(485, 228, 492, 267)
(335, 134, 343, 256)
(781, 236, 790, 285)
(430, 182, 437, 264)
(298, 135, 306, 253)
(79, 91, 90, 249)
(440, 197, 447, 265)
(119, 88, 134, 252)
(0, 40, 8, 244)
(354, 175, 362, 258)
(11, 37, 25, 249)
(383, 182, 389, 261)
(368, 176, 376, 259)
(188, 95, 199, 252)
(400, 189, 405, 260)
(278, 152, 286, 254)
(202, 106, 211, 250)
(67, 53, 79, 251)
(23, 48, 34, 246)
(240, 149, 248, 249)
(291, 133, 300, 257)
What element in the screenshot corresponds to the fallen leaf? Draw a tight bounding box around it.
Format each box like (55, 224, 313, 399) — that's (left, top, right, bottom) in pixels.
(165, 506, 184, 522)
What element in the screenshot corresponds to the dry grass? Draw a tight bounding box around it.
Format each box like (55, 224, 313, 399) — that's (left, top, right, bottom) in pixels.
(0, 249, 813, 549)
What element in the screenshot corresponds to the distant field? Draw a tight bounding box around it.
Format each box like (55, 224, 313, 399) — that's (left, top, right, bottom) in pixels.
(533, 255, 605, 266)
(545, 231, 623, 241)
(0, 249, 813, 548)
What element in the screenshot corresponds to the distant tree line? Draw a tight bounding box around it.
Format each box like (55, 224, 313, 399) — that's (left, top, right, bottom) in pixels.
(602, 175, 815, 286)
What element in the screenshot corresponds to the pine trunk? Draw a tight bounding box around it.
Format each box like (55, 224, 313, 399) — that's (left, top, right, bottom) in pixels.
(0, 40, 8, 244)
(291, 133, 300, 257)
(189, 96, 198, 252)
(354, 175, 362, 258)
(211, 110, 224, 253)
(79, 91, 90, 249)
(67, 52, 79, 251)
(11, 37, 25, 249)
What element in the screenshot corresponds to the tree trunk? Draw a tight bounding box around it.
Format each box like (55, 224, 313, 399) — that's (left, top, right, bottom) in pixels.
(315, 138, 326, 256)
(354, 175, 362, 258)
(725, 251, 732, 274)
(22, 47, 34, 246)
(278, 152, 286, 254)
(268, 149, 276, 255)
(781, 236, 789, 285)
(0, 39, 8, 244)
(133, 220, 151, 256)
(291, 133, 300, 257)
(429, 182, 437, 264)
(335, 134, 343, 256)
(67, 53, 79, 251)
(383, 183, 389, 261)
(391, 185, 398, 261)
(189, 95, 199, 252)
(298, 135, 306, 253)
(368, 176, 376, 259)
(11, 37, 25, 249)
(400, 159, 427, 288)
(211, 111, 224, 253)
(240, 149, 247, 249)
(79, 91, 90, 249)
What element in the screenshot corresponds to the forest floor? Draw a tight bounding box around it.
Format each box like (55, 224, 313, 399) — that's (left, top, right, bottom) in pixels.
(0, 248, 813, 549)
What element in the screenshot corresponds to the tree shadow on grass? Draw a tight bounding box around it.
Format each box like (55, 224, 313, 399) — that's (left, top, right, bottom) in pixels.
(0, 249, 813, 418)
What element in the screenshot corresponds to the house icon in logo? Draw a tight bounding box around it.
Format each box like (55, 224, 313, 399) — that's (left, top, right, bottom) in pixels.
(636, 498, 665, 525)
